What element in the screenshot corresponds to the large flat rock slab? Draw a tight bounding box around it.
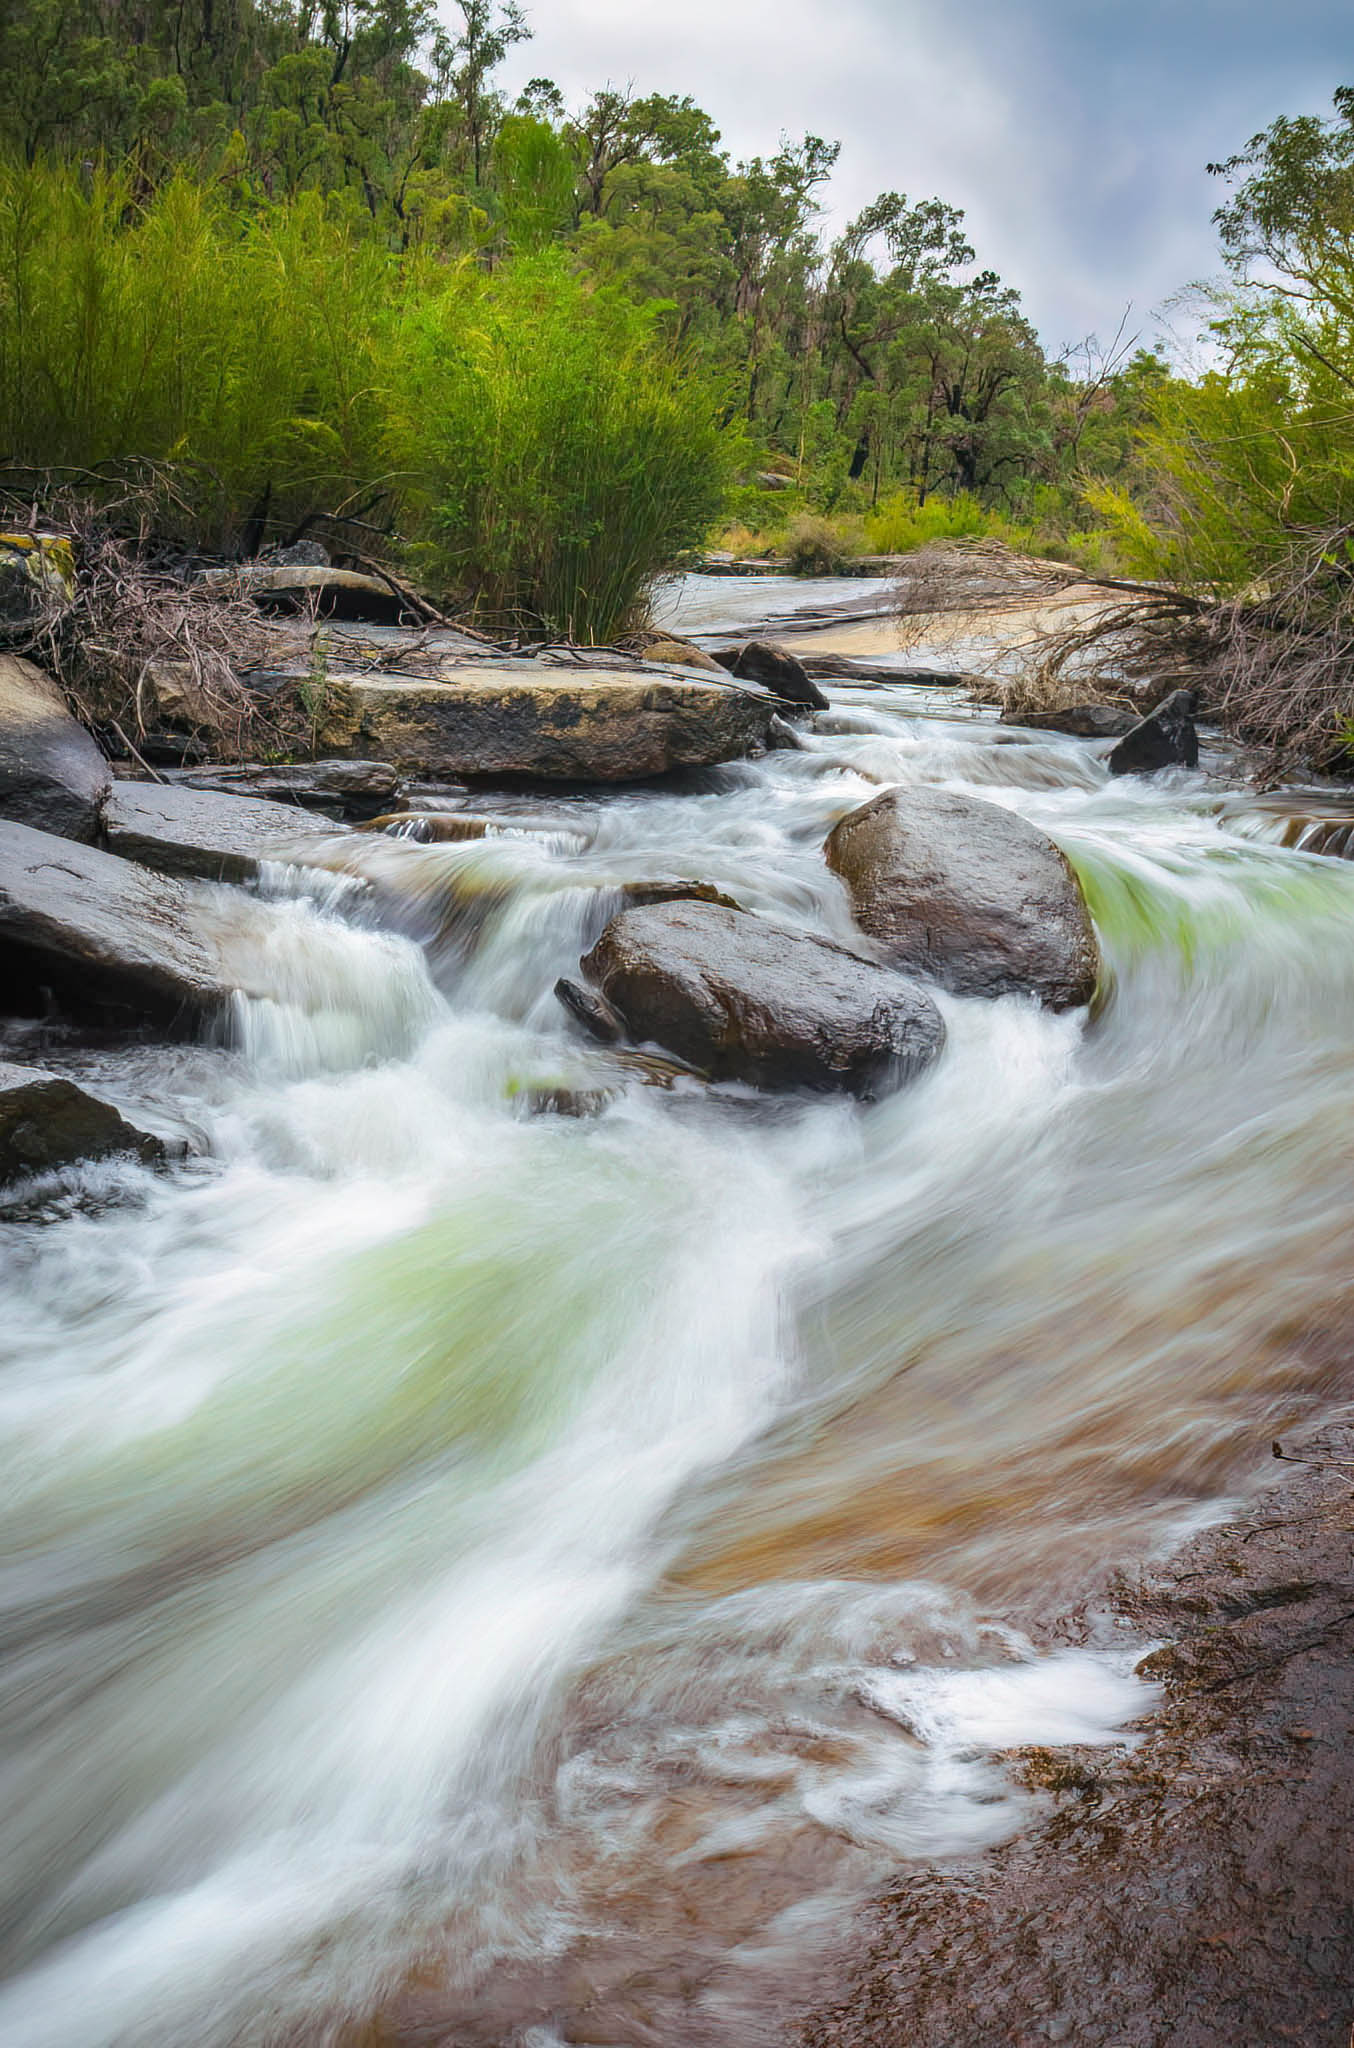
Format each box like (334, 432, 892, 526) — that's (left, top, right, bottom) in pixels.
(0, 654, 110, 842)
(0, 819, 239, 1029)
(103, 781, 344, 883)
(317, 663, 777, 782)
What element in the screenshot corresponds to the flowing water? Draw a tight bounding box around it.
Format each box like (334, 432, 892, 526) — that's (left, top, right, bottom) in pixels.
(2, 585, 1354, 2046)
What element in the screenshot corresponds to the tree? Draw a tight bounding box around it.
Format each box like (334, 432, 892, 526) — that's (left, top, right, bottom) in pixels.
(431, 0, 529, 187)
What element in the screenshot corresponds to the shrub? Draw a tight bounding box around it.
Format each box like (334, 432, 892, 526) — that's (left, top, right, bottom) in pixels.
(781, 511, 863, 575)
(388, 254, 732, 641)
(0, 161, 391, 552)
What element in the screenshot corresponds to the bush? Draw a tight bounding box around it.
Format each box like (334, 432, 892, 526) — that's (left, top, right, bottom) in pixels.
(0, 162, 391, 552)
(781, 511, 863, 574)
(389, 254, 731, 641)
(0, 161, 734, 638)
(864, 489, 1027, 555)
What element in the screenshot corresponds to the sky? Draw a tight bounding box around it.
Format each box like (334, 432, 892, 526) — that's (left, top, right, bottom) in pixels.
(491, 0, 1351, 357)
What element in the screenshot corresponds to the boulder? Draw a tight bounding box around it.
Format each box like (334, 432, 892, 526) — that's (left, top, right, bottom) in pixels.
(824, 786, 1098, 1010)
(102, 781, 343, 884)
(1107, 688, 1200, 775)
(313, 663, 777, 782)
(1001, 702, 1137, 739)
(558, 899, 945, 1098)
(631, 631, 726, 676)
(714, 640, 830, 711)
(0, 819, 238, 1030)
(0, 654, 110, 842)
(0, 1060, 165, 1184)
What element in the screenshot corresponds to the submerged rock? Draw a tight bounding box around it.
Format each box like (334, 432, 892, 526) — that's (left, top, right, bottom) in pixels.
(1107, 688, 1200, 775)
(716, 640, 830, 711)
(0, 819, 236, 1030)
(559, 899, 945, 1097)
(102, 781, 343, 884)
(825, 786, 1098, 1010)
(315, 663, 776, 782)
(0, 654, 110, 842)
(0, 1060, 166, 1184)
(1001, 702, 1137, 739)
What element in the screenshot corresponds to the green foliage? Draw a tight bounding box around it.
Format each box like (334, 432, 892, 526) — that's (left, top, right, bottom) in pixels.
(1093, 91, 1354, 602)
(0, 161, 391, 549)
(0, 161, 731, 637)
(388, 254, 731, 639)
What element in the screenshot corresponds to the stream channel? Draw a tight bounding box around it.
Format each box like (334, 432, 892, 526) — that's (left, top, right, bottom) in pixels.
(1, 575, 1352, 2045)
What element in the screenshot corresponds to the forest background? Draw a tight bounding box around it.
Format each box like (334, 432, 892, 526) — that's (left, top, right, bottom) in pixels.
(0, 0, 1351, 673)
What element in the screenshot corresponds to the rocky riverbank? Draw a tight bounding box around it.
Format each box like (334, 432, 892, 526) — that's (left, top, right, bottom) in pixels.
(804, 1413, 1354, 2048)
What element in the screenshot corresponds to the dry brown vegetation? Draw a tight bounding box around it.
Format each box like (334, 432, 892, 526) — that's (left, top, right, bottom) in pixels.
(895, 538, 1354, 773)
(1, 470, 313, 763)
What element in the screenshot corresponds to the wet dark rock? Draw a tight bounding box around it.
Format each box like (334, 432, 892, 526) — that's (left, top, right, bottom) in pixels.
(804, 1422, 1354, 2048)
(518, 1081, 621, 1119)
(1002, 702, 1138, 739)
(102, 781, 343, 884)
(1108, 687, 1200, 775)
(0, 819, 236, 1030)
(0, 654, 110, 842)
(555, 975, 626, 1045)
(767, 713, 810, 751)
(714, 640, 831, 711)
(0, 1059, 166, 1183)
(165, 759, 404, 820)
(825, 786, 1098, 1010)
(564, 899, 945, 1097)
(620, 880, 744, 911)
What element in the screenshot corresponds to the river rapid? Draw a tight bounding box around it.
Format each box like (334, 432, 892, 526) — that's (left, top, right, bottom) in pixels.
(2, 579, 1353, 2046)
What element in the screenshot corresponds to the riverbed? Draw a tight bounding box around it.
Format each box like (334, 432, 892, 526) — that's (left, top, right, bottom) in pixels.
(1, 579, 1352, 2045)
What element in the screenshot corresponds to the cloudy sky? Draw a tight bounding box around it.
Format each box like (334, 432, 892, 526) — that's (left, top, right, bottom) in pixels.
(494, 0, 1350, 356)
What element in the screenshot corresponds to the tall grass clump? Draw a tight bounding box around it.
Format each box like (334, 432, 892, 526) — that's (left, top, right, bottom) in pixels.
(0, 160, 391, 551)
(388, 254, 731, 641)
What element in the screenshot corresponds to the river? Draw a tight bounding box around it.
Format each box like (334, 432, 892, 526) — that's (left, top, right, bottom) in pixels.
(1, 578, 1352, 2046)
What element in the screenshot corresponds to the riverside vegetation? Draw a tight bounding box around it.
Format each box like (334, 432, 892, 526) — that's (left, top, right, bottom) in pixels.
(2, 14, 1352, 757)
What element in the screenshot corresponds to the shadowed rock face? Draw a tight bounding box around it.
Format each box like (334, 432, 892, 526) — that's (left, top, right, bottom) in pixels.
(0, 818, 234, 1030)
(0, 1060, 165, 1184)
(1108, 688, 1200, 775)
(103, 781, 342, 884)
(560, 899, 945, 1097)
(825, 785, 1099, 1010)
(0, 655, 110, 842)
